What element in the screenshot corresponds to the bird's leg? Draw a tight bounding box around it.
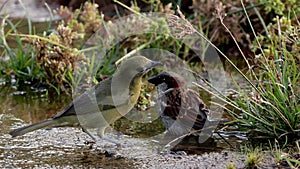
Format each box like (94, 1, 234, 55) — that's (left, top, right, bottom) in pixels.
(97, 129, 121, 147)
(82, 128, 97, 141)
(82, 128, 97, 149)
(215, 131, 235, 150)
(83, 128, 121, 147)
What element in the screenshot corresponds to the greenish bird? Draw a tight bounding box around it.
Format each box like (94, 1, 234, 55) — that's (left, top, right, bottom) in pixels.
(9, 55, 161, 145)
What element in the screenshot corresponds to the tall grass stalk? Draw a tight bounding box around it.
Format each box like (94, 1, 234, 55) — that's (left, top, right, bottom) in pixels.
(195, 1, 300, 143)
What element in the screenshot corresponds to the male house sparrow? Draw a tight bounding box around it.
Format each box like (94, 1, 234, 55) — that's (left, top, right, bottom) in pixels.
(148, 71, 209, 136)
(10, 55, 161, 145)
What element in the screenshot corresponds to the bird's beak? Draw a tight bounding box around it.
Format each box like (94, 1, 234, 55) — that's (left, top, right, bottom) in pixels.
(138, 60, 162, 73)
(145, 60, 163, 71)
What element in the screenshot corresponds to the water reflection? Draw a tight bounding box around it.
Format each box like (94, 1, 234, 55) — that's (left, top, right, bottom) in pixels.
(0, 85, 71, 125)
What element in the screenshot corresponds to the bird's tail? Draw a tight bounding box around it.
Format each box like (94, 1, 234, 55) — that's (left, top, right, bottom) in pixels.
(9, 119, 55, 137)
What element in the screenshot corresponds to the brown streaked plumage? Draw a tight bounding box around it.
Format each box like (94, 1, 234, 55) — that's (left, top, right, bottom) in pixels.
(148, 71, 208, 136)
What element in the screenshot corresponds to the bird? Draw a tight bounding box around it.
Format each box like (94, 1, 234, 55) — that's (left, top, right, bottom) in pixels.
(148, 71, 209, 137)
(9, 55, 161, 145)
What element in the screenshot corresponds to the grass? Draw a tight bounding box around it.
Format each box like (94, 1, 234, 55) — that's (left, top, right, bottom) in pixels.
(0, 3, 105, 94)
(271, 140, 300, 168)
(0, 16, 44, 85)
(193, 0, 300, 144)
(245, 147, 263, 168)
(244, 146, 264, 168)
(226, 162, 236, 169)
(229, 11, 299, 143)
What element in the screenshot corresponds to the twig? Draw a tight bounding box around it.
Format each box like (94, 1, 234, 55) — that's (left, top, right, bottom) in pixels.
(10, 33, 71, 51)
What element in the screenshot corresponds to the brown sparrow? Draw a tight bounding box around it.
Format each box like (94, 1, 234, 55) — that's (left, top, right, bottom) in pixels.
(148, 71, 209, 136)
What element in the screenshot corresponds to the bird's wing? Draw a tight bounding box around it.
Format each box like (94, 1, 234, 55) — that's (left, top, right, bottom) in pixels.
(160, 88, 182, 120)
(53, 76, 129, 118)
(179, 89, 208, 130)
(160, 87, 208, 130)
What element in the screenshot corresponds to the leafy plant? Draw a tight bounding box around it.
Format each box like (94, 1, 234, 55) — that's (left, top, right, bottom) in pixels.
(228, 12, 300, 142)
(258, 0, 300, 16)
(271, 140, 300, 168)
(194, 1, 300, 144)
(0, 16, 44, 85)
(245, 146, 264, 168)
(226, 162, 236, 169)
(0, 2, 105, 93)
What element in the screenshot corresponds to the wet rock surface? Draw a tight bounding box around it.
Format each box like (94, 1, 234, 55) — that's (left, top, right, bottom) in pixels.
(1, 114, 277, 168)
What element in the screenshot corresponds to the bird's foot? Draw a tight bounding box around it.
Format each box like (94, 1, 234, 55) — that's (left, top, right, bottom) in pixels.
(104, 150, 118, 157)
(84, 140, 96, 149)
(103, 136, 121, 147)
